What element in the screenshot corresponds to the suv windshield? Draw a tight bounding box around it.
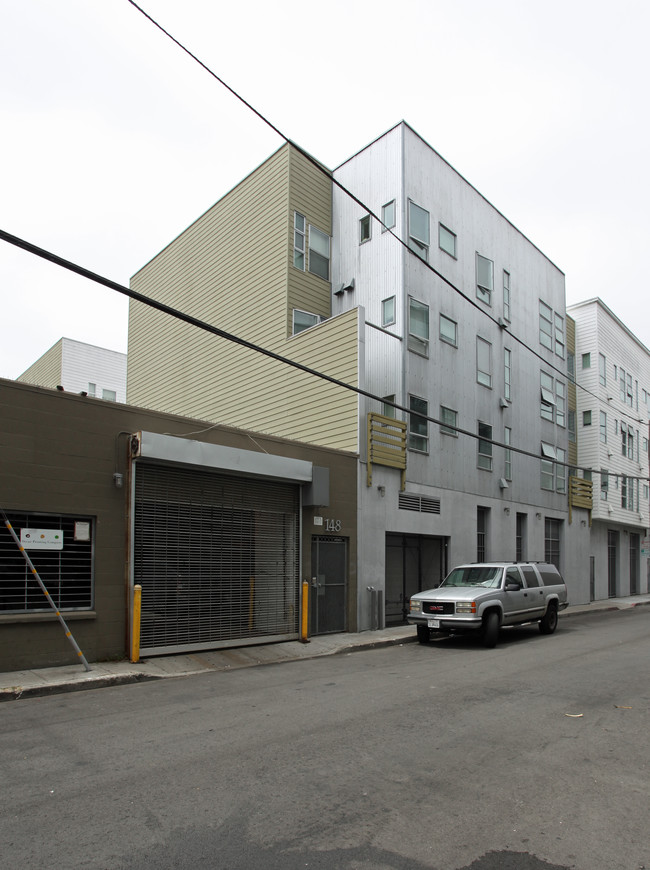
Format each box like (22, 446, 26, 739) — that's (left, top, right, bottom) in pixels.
(441, 566, 503, 588)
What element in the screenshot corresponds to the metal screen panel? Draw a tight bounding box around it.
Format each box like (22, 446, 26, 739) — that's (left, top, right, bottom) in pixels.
(134, 463, 300, 654)
(0, 511, 93, 613)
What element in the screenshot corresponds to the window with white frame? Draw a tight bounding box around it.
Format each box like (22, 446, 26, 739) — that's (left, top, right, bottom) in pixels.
(601, 470, 609, 500)
(628, 428, 634, 459)
(408, 297, 429, 356)
(477, 421, 493, 470)
(582, 353, 591, 369)
(440, 406, 457, 436)
(555, 380, 565, 427)
(439, 314, 457, 346)
(408, 201, 429, 260)
(359, 214, 371, 244)
(539, 301, 553, 350)
(504, 426, 512, 481)
(381, 296, 395, 327)
(88, 382, 96, 397)
(476, 254, 493, 305)
(621, 475, 630, 510)
(503, 271, 511, 321)
(556, 447, 566, 493)
(477, 337, 492, 387)
(567, 352, 575, 382)
(554, 313, 565, 358)
(408, 395, 428, 452)
(621, 422, 627, 456)
(541, 371, 555, 421)
(600, 411, 607, 443)
(382, 200, 395, 231)
(293, 309, 324, 334)
(599, 353, 607, 386)
(438, 224, 457, 258)
(504, 348, 512, 401)
(583, 410, 592, 426)
(568, 410, 576, 442)
(102, 389, 116, 402)
(308, 225, 330, 280)
(294, 212, 306, 270)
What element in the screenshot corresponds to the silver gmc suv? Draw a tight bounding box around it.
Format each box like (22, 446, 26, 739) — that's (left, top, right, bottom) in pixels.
(408, 562, 569, 648)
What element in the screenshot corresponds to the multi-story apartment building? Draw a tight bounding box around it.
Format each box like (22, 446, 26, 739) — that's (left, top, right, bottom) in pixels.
(18, 337, 127, 402)
(128, 122, 589, 633)
(568, 298, 650, 598)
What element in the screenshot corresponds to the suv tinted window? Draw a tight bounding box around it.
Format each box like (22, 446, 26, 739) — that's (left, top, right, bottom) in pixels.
(521, 566, 539, 588)
(537, 565, 562, 586)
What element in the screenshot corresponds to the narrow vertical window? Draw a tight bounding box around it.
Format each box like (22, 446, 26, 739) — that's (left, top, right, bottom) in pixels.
(293, 212, 305, 270)
(555, 380, 565, 427)
(477, 507, 488, 561)
(308, 225, 330, 280)
(359, 214, 371, 244)
(599, 353, 607, 386)
(504, 426, 512, 481)
(439, 314, 457, 346)
(476, 337, 492, 387)
(438, 224, 457, 258)
(504, 348, 512, 401)
(408, 396, 428, 452)
(381, 200, 395, 231)
(539, 301, 553, 349)
(440, 406, 457, 436)
(408, 297, 429, 356)
(382, 395, 396, 418)
(408, 201, 429, 260)
(600, 411, 607, 443)
(554, 313, 565, 358)
(503, 270, 511, 321)
(476, 254, 493, 305)
(477, 421, 493, 470)
(381, 296, 395, 327)
(556, 448, 566, 493)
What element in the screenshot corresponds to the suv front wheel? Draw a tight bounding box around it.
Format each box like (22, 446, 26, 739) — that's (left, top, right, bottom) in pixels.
(482, 611, 499, 648)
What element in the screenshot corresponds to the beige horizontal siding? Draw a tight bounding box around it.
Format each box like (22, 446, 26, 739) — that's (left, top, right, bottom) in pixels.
(17, 339, 63, 389)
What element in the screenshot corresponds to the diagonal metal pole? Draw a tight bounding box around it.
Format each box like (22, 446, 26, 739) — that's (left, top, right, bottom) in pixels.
(2, 516, 92, 672)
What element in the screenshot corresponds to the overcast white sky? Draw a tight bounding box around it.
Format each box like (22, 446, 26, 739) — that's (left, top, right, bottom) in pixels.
(1, 0, 649, 379)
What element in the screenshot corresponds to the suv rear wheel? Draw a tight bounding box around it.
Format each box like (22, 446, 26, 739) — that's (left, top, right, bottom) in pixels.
(539, 602, 558, 635)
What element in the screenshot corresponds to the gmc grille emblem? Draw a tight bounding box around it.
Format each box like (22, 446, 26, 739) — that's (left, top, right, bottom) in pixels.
(429, 605, 443, 611)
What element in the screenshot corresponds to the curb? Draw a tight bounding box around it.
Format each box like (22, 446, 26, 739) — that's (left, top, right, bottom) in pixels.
(0, 672, 160, 702)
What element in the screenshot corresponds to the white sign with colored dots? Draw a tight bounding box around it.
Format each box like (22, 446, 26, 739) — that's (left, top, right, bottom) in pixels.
(20, 529, 64, 550)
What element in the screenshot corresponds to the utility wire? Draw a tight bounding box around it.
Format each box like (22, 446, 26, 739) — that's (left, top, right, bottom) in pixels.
(8, 226, 646, 484)
(127, 0, 650, 433)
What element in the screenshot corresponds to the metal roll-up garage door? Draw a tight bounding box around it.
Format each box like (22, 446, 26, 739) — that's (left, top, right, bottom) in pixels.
(134, 462, 300, 655)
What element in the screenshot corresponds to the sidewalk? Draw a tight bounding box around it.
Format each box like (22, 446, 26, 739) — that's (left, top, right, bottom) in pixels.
(2, 595, 649, 701)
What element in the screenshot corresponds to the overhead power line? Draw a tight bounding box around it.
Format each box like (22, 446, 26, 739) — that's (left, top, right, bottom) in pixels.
(126, 0, 650, 433)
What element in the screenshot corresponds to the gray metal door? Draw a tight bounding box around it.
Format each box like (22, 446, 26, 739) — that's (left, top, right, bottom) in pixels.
(133, 462, 300, 654)
(630, 533, 640, 594)
(608, 531, 618, 598)
(310, 536, 347, 634)
(385, 534, 445, 625)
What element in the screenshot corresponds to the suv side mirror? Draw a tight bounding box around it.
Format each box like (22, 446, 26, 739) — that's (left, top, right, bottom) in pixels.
(505, 581, 522, 592)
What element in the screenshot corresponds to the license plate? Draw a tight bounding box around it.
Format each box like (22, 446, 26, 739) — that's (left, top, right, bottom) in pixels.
(427, 618, 440, 629)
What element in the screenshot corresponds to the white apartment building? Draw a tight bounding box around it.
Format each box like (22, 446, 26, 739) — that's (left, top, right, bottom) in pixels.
(568, 298, 650, 598)
(18, 337, 127, 402)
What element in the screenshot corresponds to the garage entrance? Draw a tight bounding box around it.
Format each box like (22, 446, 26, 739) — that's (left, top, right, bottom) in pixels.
(133, 462, 301, 655)
(385, 534, 447, 625)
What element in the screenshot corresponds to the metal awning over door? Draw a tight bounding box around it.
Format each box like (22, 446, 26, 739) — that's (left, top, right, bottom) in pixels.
(133, 462, 301, 655)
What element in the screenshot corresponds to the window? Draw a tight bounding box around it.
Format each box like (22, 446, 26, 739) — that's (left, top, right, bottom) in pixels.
(477, 507, 488, 561)
(440, 406, 457, 436)
(477, 337, 492, 387)
(555, 380, 565, 427)
(545, 518, 561, 570)
(582, 353, 591, 369)
(628, 429, 634, 460)
(476, 254, 493, 305)
(308, 225, 330, 280)
(621, 422, 627, 456)
(556, 447, 566, 494)
(504, 427, 512, 481)
(539, 301, 553, 349)
(102, 389, 116, 402)
(382, 395, 396, 418)
(583, 410, 592, 426)
(293, 212, 306, 269)
(381, 296, 395, 327)
(408, 297, 429, 356)
(540, 442, 556, 490)
(359, 214, 371, 244)
(599, 353, 607, 386)
(504, 348, 512, 401)
(438, 224, 457, 258)
(88, 382, 96, 397)
(439, 314, 457, 346)
(601, 470, 609, 500)
(621, 476, 629, 510)
(516, 513, 526, 561)
(408, 396, 428, 452)
(503, 271, 511, 321)
(293, 309, 324, 334)
(541, 372, 555, 421)
(382, 200, 395, 231)
(477, 421, 493, 470)
(600, 411, 607, 443)
(0, 511, 94, 613)
(567, 352, 575, 382)
(408, 201, 430, 260)
(568, 410, 576, 443)
(554, 313, 565, 358)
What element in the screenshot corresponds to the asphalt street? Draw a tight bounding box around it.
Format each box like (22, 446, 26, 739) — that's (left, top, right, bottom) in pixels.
(2, 608, 649, 870)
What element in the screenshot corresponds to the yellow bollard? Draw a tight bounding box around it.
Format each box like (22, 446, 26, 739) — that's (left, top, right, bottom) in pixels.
(301, 580, 310, 643)
(131, 584, 142, 662)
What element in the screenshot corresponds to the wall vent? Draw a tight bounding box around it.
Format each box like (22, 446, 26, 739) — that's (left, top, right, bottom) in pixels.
(398, 493, 441, 514)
